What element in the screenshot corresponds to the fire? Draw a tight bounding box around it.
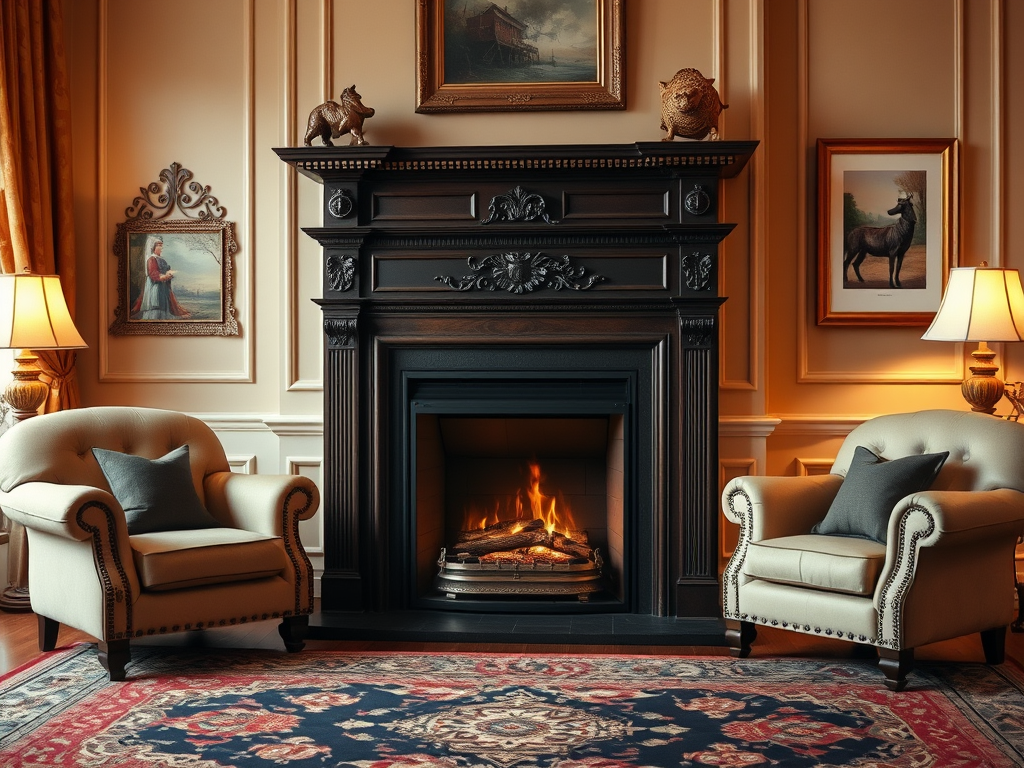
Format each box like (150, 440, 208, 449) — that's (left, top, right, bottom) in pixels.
(462, 461, 577, 536)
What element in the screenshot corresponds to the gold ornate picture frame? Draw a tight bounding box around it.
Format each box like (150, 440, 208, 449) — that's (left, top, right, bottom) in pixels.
(817, 138, 958, 326)
(109, 163, 239, 337)
(416, 0, 625, 113)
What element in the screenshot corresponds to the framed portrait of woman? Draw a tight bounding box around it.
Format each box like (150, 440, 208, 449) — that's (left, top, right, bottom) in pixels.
(109, 218, 238, 336)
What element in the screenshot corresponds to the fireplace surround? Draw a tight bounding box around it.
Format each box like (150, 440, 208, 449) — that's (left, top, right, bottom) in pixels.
(275, 141, 757, 640)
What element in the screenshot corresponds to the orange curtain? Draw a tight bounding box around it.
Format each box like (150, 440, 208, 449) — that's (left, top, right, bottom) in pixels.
(0, 0, 79, 412)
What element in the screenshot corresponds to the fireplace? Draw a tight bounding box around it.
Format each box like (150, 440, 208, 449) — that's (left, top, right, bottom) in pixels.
(275, 141, 757, 639)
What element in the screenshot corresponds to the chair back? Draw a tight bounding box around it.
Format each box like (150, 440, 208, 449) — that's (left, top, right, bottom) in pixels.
(0, 406, 229, 503)
(832, 409, 1024, 494)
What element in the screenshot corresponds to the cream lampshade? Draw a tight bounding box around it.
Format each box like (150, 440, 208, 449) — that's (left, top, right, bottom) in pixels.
(0, 271, 87, 613)
(921, 264, 1024, 414)
(0, 271, 87, 420)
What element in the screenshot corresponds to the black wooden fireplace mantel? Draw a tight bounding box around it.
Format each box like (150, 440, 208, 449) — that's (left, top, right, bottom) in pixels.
(275, 141, 757, 641)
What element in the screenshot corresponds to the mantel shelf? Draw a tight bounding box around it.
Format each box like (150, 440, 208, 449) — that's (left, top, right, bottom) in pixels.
(274, 141, 758, 182)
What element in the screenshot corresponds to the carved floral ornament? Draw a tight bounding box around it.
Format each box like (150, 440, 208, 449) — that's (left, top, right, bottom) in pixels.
(326, 255, 356, 292)
(436, 253, 604, 294)
(481, 186, 557, 225)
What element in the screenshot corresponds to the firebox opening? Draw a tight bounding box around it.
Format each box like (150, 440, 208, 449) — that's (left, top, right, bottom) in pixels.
(415, 414, 625, 609)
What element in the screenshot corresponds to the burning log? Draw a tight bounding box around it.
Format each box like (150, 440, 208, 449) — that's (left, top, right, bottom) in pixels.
(457, 517, 543, 543)
(550, 532, 592, 560)
(454, 525, 550, 556)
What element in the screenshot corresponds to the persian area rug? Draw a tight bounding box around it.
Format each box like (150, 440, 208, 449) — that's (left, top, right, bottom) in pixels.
(1, 646, 1023, 767)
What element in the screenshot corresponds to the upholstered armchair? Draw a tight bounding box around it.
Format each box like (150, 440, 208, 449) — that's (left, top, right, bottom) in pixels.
(0, 406, 320, 680)
(722, 409, 1024, 691)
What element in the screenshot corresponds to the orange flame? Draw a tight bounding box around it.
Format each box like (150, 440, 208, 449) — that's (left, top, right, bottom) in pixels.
(462, 461, 576, 535)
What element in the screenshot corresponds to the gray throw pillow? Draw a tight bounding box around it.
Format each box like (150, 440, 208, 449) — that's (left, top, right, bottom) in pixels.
(811, 445, 949, 544)
(92, 445, 220, 535)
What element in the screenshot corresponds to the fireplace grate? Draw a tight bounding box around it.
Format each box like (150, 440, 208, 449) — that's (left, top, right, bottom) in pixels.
(436, 548, 605, 601)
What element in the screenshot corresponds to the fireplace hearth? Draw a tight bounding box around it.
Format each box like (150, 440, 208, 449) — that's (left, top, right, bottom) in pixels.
(275, 141, 757, 642)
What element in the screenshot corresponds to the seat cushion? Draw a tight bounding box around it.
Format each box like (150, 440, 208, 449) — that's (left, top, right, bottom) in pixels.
(742, 534, 887, 596)
(131, 528, 288, 592)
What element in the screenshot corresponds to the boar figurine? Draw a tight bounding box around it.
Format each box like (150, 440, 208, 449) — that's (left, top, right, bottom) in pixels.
(659, 68, 728, 141)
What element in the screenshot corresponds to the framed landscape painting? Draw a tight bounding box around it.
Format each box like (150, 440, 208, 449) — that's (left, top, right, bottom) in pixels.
(416, 0, 625, 113)
(816, 138, 958, 326)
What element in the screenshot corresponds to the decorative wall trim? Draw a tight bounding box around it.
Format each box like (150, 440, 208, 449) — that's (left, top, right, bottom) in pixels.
(97, 0, 256, 383)
(771, 414, 869, 436)
(718, 415, 781, 437)
(264, 415, 326, 437)
(192, 412, 324, 436)
(796, 458, 834, 476)
(227, 454, 257, 474)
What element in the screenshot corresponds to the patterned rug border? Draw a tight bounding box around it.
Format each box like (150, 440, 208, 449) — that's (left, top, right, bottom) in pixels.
(1, 644, 1022, 767)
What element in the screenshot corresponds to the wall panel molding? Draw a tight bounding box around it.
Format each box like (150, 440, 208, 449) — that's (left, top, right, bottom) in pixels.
(97, 0, 256, 383)
(227, 454, 257, 473)
(719, 0, 763, 393)
(284, 0, 327, 392)
(795, 0, 966, 385)
(796, 458, 833, 476)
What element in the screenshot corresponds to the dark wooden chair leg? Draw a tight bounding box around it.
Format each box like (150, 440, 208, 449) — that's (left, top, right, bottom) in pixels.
(37, 615, 59, 652)
(278, 615, 309, 653)
(725, 619, 756, 658)
(98, 640, 131, 682)
(980, 626, 1007, 664)
(877, 647, 913, 691)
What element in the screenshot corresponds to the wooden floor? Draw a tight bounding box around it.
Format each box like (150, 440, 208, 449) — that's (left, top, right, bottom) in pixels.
(2, 603, 1024, 677)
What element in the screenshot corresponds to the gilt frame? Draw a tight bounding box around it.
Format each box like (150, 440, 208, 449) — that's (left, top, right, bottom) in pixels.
(816, 138, 958, 326)
(415, 0, 625, 113)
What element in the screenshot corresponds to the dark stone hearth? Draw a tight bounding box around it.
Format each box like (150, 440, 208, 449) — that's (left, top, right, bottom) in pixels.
(275, 142, 757, 642)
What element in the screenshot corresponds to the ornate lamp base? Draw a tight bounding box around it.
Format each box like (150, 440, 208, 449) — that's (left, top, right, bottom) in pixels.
(0, 353, 47, 613)
(961, 342, 1004, 415)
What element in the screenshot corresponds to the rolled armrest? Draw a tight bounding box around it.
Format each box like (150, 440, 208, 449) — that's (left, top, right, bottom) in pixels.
(886, 488, 1024, 549)
(0, 482, 122, 541)
(203, 472, 320, 537)
(722, 473, 844, 542)
(874, 488, 1024, 646)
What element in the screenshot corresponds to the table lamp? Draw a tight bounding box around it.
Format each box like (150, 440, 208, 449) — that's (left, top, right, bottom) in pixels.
(0, 270, 87, 612)
(921, 263, 1024, 414)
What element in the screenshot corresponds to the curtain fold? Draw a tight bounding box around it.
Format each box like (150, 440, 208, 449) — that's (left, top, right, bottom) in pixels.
(0, 0, 79, 412)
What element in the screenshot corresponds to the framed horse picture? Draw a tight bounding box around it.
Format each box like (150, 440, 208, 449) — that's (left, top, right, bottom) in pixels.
(816, 138, 959, 326)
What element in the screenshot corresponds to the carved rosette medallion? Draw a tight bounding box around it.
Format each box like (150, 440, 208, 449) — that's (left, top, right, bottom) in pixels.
(327, 255, 356, 292)
(681, 252, 714, 291)
(481, 186, 557, 225)
(681, 317, 715, 347)
(328, 189, 354, 219)
(324, 318, 357, 349)
(436, 253, 604, 294)
(684, 184, 711, 215)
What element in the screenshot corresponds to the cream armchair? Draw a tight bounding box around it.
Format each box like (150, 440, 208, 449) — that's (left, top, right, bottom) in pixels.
(722, 409, 1024, 691)
(0, 406, 320, 680)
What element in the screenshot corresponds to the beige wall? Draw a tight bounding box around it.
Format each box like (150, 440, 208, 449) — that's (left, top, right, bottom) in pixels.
(63, 1, 1023, 563)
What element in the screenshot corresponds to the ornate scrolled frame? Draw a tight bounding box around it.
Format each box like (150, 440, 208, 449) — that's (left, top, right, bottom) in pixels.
(415, 0, 625, 113)
(109, 163, 239, 337)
